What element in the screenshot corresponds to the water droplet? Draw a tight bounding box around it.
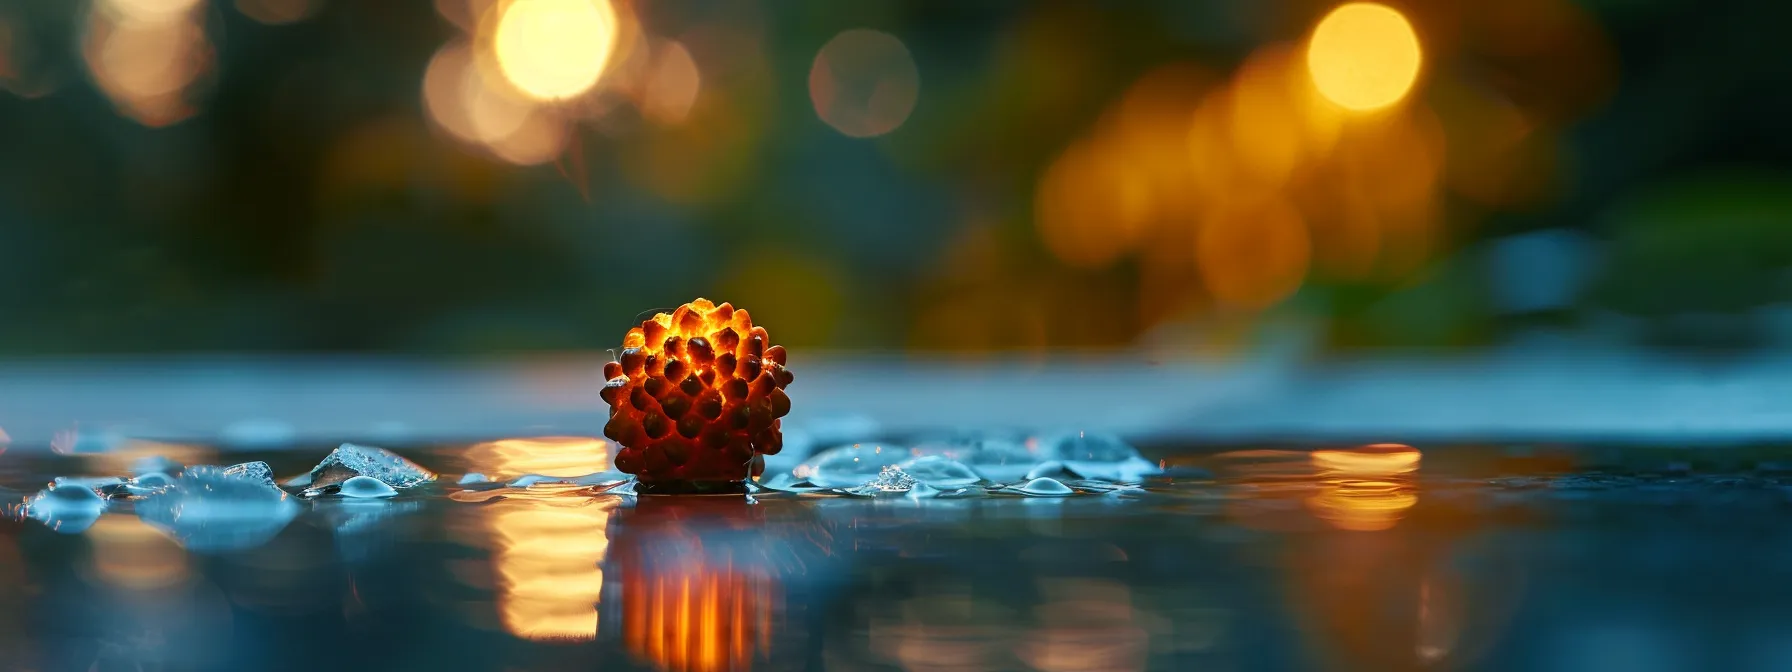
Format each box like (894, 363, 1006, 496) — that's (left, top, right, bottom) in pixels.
(1014, 477, 1074, 497)
(23, 484, 108, 533)
(912, 437, 1039, 483)
(905, 482, 941, 501)
(1043, 433, 1159, 482)
(458, 472, 491, 485)
(339, 475, 398, 499)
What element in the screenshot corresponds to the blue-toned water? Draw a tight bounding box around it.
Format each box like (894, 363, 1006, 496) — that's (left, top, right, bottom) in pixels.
(4, 438, 1792, 671)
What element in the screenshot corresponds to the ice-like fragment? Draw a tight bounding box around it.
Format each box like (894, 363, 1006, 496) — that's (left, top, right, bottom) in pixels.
(912, 438, 1039, 483)
(299, 443, 435, 496)
(122, 471, 177, 497)
(222, 461, 276, 486)
(1013, 477, 1074, 497)
(1043, 433, 1159, 482)
(137, 468, 299, 552)
(458, 473, 490, 485)
(905, 483, 941, 501)
(798, 443, 907, 488)
(339, 475, 398, 498)
(129, 455, 182, 477)
(844, 466, 918, 496)
(895, 455, 982, 488)
(23, 484, 108, 533)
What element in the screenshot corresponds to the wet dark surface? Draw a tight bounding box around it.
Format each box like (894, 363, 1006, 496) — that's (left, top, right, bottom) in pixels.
(5, 440, 1792, 671)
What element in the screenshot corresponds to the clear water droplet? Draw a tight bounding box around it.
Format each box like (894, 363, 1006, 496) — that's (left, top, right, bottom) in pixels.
(339, 475, 398, 499)
(1014, 477, 1075, 497)
(912, 438, 1039, 483)
(23, 484, 108, 533)
(845, 465, 918, 496)
(1043, 433, 1159, 482)
(458, 472, 490, 485)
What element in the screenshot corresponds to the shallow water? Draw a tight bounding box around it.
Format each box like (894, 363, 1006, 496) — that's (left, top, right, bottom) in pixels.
(4, 440, 1792, 671)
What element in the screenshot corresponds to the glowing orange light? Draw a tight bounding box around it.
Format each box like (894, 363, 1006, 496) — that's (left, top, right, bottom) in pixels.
(1195, 198, 1312, 310)
(102, 0, 204, 22)
(423, 40, 570, 165)
(1307, 443, 1421, 531)
(492, 0, 619, 101)
(622, 561, 773, 672)
(603, 299, 793, 485)
(465, 436, 612, 478)
(233, 0, 322, 25)
(1306, 3, 1422, 111)
(809, 29, 920, 138)
(1034, 140, 1152, 269)
(489, 498, 618, 641)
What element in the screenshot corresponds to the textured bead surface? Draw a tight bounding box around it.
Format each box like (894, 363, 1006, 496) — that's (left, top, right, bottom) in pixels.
(605, 299, 793, 483)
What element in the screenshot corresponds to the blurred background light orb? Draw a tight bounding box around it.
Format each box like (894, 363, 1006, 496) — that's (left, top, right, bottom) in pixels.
(234, 0, 324, 25)
(1306, 2, 1422, 111)
(809, 29, 920, 138)
(493, 0, 619, 101)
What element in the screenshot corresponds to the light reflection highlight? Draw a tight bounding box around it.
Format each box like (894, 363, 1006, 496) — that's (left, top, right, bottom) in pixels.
(1308, 443, 1421, 531)
(83, 2, 213, 127)
(492, 0, 620, 101)
(464, 436, 612, 479)
(488, 497, 618, 641)
(88, 514, 189, 591)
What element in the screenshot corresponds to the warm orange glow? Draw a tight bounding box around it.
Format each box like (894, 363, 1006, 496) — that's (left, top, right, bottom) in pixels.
(1034, 140, 1151, 269)
(233, 0, 322, 25)
(1307, 444, 1422, 531)
(622, 560, 773, 672)
(488, 497, 618, 641)
(423, 40, 570, 165)
(1196, 198, 1312, 309)
(605, 299, 793, 483)
(465, 436, 612, 478)
(83, 5, 212, 127)
(640, 40, 701, 126)
(89, 515, 189, 590)
(492, 0, 619, 101)
(809, 29, 920, 138)
(1306, 3, 1422, 111)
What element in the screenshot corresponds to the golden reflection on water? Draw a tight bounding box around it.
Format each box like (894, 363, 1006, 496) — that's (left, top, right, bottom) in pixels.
(608, 498, 782, 672)
(465, 436, 612, 479)
(1307, 443, 1421, 532)
(88, 514, 189, 591)
(487, 497, 618, 641)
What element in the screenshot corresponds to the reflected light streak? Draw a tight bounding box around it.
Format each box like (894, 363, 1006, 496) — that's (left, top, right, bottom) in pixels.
(89, 515, 189, 591)
(1018, 579, 1151, 672)
(622, 560, 772, 672)
(809, 29, 920, 138)
(492, 0, 619, 101)
(1306, 3, 1423, 112)
(1307, 443, 1421, 531)
(488, 498, 617, 641)
(465, 436, 612, 478)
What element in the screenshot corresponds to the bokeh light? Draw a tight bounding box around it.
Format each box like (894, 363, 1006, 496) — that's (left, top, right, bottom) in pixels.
(234, 0, 324, 25)
(492, 0, 620, 101)
(809, 29, 920, 138)
(424, 40, 571, 165)
(1306, 3, 1422, 112)
(1196, 198, 1312, 310)
(83, 2, 213, 127)
(639, 40, 700, 126)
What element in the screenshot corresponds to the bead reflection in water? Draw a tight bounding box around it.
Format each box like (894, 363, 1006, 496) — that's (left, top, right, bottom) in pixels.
(1307, 443, 1421, 531)
(487, 497, 618, 641)
(619, 560, 773, 672)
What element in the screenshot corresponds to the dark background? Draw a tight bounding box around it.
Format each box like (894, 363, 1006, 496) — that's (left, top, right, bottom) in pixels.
(1, 0, 1788, 355)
